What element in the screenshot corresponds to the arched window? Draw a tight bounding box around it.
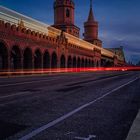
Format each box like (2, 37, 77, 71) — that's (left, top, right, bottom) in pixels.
(66, 8, 70, 17)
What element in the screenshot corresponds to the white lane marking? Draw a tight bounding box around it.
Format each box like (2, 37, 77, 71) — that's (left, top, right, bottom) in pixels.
(19, 77, 139, 140)
(0, 100, 22, 107)
(0, 91, 31, 99)
(0, 77, 62, 87)
(75, 135, 96, 140)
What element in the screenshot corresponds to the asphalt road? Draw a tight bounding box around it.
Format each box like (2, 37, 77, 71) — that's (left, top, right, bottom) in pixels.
(0, 71, 140, 140)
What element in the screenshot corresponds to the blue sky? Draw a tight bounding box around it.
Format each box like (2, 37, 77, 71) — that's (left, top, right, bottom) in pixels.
(0, 0, 140, 64)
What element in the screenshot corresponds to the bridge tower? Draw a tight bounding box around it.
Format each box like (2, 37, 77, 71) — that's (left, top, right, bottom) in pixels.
(83, 0, 102, 47)
(52, 0, 80, 37)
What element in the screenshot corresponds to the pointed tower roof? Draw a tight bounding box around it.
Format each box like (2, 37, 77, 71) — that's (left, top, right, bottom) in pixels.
(87, 0, 95, 22)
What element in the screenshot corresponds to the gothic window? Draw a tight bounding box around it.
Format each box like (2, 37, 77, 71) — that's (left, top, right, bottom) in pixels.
(66, 8, 70, 17)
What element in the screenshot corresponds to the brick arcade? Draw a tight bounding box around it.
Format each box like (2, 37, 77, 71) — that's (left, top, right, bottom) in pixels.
(0, 0, 125, 72)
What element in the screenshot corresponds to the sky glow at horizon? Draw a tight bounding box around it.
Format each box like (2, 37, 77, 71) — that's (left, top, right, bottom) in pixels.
(0, 0, 140, 64)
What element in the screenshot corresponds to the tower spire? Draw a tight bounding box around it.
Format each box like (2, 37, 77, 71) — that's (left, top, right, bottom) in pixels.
(88, 0, 94, 21)
(84, 0, 102, 47)
(90, 0, 92, 9)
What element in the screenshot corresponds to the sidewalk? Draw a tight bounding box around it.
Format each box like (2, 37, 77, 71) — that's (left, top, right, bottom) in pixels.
(126, 110, 140, 140)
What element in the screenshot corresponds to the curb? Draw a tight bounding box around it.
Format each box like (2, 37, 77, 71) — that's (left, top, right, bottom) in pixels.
(126, 110, 140, 140)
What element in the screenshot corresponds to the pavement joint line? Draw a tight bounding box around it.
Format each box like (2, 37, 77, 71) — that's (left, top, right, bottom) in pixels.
(18, 77, 139, 140)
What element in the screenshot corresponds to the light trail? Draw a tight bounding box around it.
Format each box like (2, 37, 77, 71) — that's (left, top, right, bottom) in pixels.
(0, 67, 140, 76)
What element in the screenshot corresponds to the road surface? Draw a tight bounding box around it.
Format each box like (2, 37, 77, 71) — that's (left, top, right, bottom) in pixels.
(0, 71, 140, 140)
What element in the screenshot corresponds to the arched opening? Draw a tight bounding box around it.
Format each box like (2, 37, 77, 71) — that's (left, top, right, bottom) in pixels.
(101, 59, 105, 67)
(11, 46, 21, 69)
(60, 55, 66, 68)
(77, 57, 81, 68)
(98, 61, 100, 67)
(43, 51, 50, 68)
(0, 42, 8, 70)
(68, 56, 72, 68)
(73, 57, 76, 68)
(23, 48, 32, 69)
(88, 59, 91, 67)
(81, 58, 84, 67)
(97, 61, 99, 67)
(66, 8, 70, 18)
(92, 60, 94, 67)
(94, 61, 97, 67)
(34, 49, 42, 69)
(105, 61, 113, 67)
(85, 59, 88, 67)
(51, 52, 57, 68)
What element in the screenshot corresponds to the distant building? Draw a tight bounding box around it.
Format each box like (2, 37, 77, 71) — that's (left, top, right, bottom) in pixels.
(106, 46, 126, 66)
(0, 0, 125, 71)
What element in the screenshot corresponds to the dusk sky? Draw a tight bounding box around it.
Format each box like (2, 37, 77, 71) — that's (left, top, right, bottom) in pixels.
(0, 0, 140, 64)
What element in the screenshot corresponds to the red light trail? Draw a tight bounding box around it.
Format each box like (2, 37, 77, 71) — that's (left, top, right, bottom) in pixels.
(0, 67, 140, 76)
